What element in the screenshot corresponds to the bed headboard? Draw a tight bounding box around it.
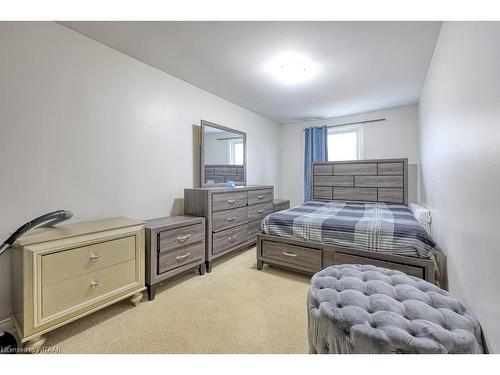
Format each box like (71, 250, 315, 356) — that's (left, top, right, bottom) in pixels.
(312, 158, 408, 205)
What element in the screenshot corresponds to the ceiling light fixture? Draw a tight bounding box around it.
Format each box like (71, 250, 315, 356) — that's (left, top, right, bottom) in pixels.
(264, 52, 319, 85)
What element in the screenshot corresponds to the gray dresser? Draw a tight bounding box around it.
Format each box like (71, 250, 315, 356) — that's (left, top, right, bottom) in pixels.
(184, 185, 274, 272)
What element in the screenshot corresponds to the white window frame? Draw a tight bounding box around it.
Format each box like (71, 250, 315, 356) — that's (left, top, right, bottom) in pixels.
(327, 124, 364, 161)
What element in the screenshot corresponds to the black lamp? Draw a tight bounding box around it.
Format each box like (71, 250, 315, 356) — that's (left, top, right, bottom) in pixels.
(0, 210, 73, 354)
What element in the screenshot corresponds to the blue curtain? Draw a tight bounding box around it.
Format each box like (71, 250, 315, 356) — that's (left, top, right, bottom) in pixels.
(304, 126, 328, 202)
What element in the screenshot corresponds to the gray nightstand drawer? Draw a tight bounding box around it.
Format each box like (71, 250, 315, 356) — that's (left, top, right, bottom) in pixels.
(274, 199, 290, 212)
(158, 241, 204, 274)
(159, 223, 204, 251)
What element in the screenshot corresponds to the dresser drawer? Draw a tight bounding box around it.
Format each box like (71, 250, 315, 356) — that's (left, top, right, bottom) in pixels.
(41, 236, 136, 287)
(212, 191, 248, 212)
(262, 241, 322, 271)
(248, 219, 262, 240)
(41, 259, 138, 318)
(212, 206, 248, 232)
(248, 189, 273, 205)
(248, 202, 274, 221)
(212, 224, 248, 255)
(158, 241, 204, 274)
(158, 223, 204, 252)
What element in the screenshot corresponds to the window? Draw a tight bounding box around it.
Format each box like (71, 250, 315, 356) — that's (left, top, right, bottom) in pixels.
(327, 124, 363, 161)
(229, 139, 244, 165)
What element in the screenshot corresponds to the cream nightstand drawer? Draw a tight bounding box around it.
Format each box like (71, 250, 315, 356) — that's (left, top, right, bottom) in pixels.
(41, 236, 136, 286)
(42, 259, 138, 318)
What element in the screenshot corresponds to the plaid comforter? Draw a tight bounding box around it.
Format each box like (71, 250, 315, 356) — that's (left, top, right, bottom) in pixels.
(260, 201, 440, 259)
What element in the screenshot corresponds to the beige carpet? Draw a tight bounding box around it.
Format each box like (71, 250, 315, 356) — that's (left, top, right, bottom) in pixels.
(43, 247, 311, 353)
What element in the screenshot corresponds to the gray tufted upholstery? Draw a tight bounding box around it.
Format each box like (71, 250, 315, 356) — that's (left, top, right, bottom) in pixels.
(308, 264, 484, 354)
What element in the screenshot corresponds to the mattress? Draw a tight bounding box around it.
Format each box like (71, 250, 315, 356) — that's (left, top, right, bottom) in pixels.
(260, 201, 440, 259)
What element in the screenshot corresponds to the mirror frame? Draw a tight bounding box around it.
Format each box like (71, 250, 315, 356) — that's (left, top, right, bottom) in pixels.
(200, 119, 247, 188)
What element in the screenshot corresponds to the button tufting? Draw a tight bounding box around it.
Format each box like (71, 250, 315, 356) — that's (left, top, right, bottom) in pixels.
(308, 264, 485, 354)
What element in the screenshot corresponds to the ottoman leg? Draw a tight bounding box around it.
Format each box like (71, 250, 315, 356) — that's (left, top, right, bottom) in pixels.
(257, 260, 263, 270)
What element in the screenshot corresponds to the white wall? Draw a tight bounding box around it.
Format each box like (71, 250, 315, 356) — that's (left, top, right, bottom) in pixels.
(0, 22, 281, 320)
(280, 105, 419, 206)
(419, 22, 500, 353)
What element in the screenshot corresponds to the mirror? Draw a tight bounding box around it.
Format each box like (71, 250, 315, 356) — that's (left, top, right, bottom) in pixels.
(201, 120, 246, 187)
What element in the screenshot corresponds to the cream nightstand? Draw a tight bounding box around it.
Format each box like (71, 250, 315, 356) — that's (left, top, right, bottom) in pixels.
(11, 217, 145, 352)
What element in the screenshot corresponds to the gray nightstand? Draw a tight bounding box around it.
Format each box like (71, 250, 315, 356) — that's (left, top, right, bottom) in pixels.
(145, 216, 205, 300)
(274, 199, 291, 212)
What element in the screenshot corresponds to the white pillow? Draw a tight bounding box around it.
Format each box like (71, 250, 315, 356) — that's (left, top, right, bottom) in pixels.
(409, 203, 432, 234)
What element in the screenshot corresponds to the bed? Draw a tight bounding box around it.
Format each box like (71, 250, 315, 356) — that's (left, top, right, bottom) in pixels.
(256, 158, 440, 283)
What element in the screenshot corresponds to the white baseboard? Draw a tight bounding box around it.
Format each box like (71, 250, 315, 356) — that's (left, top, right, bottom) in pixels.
(0, 316, 13, 332)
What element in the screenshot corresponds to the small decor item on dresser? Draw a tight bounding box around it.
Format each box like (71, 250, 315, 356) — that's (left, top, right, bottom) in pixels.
(226, 180, 235, 188)
(308, 264, 486, 354)
(145, 216, 206, 301)
(10, 216, 145, 353)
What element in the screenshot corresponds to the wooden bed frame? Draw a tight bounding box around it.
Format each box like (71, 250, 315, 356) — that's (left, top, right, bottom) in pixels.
(256, 158, 436, 283)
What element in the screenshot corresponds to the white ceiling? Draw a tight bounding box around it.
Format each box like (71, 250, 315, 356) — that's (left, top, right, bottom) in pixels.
(61, 21, 442, 125)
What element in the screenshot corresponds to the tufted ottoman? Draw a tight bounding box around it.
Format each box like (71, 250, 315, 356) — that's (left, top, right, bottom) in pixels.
(308, 264, 484, 354)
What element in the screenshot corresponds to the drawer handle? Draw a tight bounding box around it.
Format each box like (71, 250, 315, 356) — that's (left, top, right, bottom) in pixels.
(90, 254, 101, 262)
(227, 235, 237, 242)
(91, 281, 101, 289)
(176, 233, 192, 243)
(227, 199, 236, 205)
(257, 209, 265, 214)
(227, 216, 236, 222)
(176, 253, 191, 262)
(282, 251, 297, 257)
(257, 195, 265, 199)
